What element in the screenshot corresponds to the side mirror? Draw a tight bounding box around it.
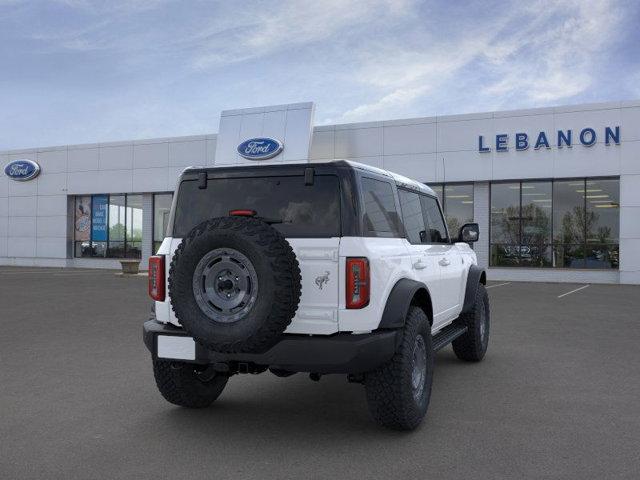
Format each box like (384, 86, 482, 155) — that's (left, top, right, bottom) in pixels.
(458, 223, 479, 243)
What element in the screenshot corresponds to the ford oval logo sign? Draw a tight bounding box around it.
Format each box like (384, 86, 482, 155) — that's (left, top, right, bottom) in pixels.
(237, 137, 283, 160)
(4, 159, 41, 181)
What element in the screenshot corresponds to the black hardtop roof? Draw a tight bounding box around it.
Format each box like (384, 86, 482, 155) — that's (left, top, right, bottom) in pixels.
(180, 160, 436, 196)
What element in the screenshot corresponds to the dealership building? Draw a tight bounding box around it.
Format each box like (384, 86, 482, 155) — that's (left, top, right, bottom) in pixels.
(1, 100, 639, 284)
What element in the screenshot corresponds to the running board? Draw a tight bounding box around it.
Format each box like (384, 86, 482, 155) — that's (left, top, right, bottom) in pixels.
(433, 324, 467, 351)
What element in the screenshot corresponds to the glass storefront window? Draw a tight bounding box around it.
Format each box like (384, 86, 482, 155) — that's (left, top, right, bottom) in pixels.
(108, 195, 126, 258)
(520, 181, 552, 267)
(553, 180, 586, 268)
(73, 193, 144, 259)
(585, 178, 619, 268)
(153, 193, 173, 253)
(491, 178, 619, 269)
(126, 195, 143, 258)
(490, 182, 520, 266)
(74, 196, 92, 257)
(443, 184, 474, 236)
(426, 183, 473, 238)
(430, 184, 444, 207)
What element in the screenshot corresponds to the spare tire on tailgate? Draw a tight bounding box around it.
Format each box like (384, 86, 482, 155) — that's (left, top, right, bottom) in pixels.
(168, 216, 301, 353)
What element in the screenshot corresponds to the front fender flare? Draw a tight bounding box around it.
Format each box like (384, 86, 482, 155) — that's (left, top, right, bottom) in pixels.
(378, 278, 431, 329)
(461, 265, 486, 314)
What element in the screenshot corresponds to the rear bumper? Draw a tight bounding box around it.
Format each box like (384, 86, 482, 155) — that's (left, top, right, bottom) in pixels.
(143, 320, 399, 374)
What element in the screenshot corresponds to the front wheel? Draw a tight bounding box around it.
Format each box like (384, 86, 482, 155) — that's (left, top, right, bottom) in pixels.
(452, 283, 490, 362)
(153, 360, 228, 408)
(364, 307, 434, 430)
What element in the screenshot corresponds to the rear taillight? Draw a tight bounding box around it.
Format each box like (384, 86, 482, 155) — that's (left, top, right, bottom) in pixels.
(346, 257, 369, 309)
(148, 255, 165, 301)
(229, 209, 257, 217)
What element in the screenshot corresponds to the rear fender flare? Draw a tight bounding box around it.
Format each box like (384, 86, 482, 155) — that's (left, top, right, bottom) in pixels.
(378, 279, 432, 329)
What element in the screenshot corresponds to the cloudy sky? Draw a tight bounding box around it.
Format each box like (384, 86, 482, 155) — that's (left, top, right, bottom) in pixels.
(1, 0, 638, 150)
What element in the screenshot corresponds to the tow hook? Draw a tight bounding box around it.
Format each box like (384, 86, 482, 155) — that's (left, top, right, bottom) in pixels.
(195, 365, 218, 382)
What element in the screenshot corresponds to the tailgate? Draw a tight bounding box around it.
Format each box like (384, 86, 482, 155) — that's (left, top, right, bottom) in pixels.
(285, 237, 340, 334)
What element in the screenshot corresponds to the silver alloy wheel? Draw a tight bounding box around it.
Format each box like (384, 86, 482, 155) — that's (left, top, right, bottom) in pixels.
(411, 335, 427, 403)
(192, 248, 259, 323)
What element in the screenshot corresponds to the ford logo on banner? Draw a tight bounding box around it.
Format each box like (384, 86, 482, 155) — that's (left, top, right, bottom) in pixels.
(4, 159, 41, 181)
(237, 137, 283, 160)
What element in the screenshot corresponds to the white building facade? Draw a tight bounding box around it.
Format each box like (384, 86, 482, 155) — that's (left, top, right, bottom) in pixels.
(1, 100, 639, 284)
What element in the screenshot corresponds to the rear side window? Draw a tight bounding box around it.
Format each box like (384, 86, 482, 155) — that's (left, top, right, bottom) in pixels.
(398, 189, 427, 244)
(173, 175, 340, 238)
(361, 177, 402, 237)
(420, 195, 449, 243)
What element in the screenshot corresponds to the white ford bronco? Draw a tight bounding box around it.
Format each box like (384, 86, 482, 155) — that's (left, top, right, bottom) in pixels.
(144, 160, 489, 430)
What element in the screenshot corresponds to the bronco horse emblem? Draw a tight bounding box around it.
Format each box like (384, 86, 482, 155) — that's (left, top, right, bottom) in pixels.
(315, 271, 330, 290)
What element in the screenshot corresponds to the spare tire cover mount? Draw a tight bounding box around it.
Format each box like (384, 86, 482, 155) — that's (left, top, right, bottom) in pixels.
(192, 247, 259, 323)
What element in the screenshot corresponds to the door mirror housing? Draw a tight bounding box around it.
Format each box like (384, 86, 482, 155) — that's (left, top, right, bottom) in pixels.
(458, 223, 479, 243)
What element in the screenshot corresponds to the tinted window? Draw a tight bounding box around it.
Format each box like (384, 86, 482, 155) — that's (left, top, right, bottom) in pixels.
(420, 195, 448, 243)
(173, 175, 340, 238)
(361, 177, 402, 236)
(398, 189, 426, 244)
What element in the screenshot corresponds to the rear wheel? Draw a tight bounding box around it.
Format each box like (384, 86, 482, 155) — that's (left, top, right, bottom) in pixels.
(153, 360, 228, 408)
(364, 307, 433, 430)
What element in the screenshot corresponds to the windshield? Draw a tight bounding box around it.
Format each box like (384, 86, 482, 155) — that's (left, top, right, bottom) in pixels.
(172, 175, 341, 238)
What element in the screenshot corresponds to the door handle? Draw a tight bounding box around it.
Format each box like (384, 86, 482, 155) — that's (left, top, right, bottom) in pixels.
(438, 258, 450, 267)
(413, 260, 427, 270)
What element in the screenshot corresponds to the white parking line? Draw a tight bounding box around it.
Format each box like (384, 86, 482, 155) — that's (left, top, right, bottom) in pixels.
(0, 270, 113, 276)
(486, 282, 511, 289)
(557, 284, 590, 298)
(51, 272, 118, 276)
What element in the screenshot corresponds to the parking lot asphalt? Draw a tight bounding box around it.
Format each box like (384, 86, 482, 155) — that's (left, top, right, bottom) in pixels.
(1, 267, 639, 480)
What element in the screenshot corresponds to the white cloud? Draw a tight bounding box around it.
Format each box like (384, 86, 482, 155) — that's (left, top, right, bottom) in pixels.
(335, 0, 625, 122)
(191, 0, 416, 69)
(482, 0, 621, 105)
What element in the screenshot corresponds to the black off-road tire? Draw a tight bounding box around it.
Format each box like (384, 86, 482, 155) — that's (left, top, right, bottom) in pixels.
(452, 283, 490, 362)
(169, 217, 301, 353)
(364, 307, 434, 431)
(153, 360, 228, 408)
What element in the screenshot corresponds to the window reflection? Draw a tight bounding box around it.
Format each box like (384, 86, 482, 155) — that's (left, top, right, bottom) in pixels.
(153, 193, 173, 253)
(126, 195, 143, 259)
(444, 184, 474, 236)
(521, 181, 552, 267)
(585, 179, 619, 268)
(491, 178, 619, 269)
(74, 193, 144, 259)
(490, 183, 519, 266)
(426, 183, 473, 239)
(108, 195, 126, 258)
